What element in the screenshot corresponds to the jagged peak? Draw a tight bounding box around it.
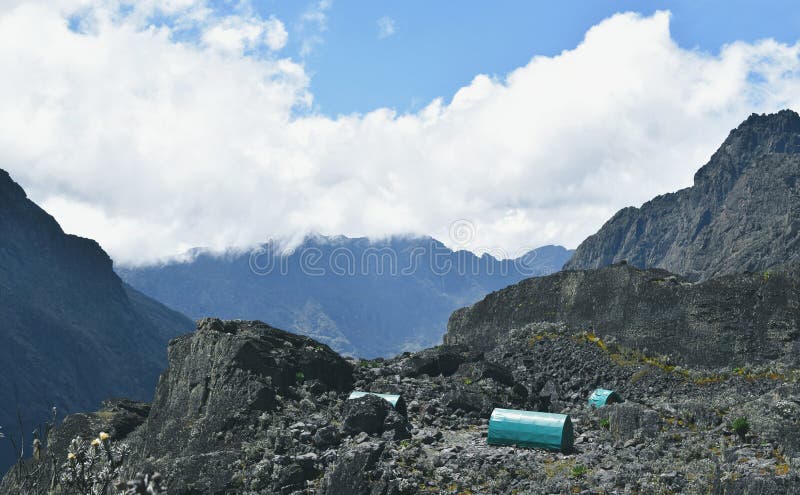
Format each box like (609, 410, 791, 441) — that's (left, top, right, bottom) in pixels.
(0, 168, 28, 201)
(738, 108, 800, 131)
(694, 109, 800, 186)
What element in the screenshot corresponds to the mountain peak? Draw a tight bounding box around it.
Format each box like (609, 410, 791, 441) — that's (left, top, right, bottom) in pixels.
(694, 109, 800, 186)
(739, 108, 800, 135)
(567, 110, 800, 280)
(0, 168, 28, 202)
(728, 108, 800, 153)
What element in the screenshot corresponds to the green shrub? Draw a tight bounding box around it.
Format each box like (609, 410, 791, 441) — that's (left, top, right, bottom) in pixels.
(295, 371, 305, 384)
(731, 417, 750, 438)
(600, 418, 610, 429)
(571, 464, 587, 477)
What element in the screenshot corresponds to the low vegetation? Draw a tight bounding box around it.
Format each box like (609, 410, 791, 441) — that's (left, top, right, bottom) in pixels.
(731, 417, 750, 440)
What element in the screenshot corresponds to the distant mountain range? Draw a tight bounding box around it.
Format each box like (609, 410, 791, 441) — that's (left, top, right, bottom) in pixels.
(565, 110, 800, 280)
(0, 169, 193, 473)
(119, 238, 573, 357)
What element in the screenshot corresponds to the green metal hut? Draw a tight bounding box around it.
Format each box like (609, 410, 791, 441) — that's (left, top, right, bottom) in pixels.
(487, 408, 574, 452)
(587, 388, 622, 409)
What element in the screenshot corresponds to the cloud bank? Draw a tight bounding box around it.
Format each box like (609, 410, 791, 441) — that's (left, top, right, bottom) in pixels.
(1, 3, 799, 266)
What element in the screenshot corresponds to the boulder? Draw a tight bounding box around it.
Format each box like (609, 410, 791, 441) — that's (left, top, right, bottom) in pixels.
(442, 388, 492, 415)
(320, 442, 386, 495)
(341, 395, 411, 440)
(604, 403, 660, 443)
(401, 346, 480, 378)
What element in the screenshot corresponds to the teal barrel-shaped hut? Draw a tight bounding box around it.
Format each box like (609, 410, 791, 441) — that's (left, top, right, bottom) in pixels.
(348, 391, 407, 415)
(587, 388, 622, 409)
(487, 408, 574, 452)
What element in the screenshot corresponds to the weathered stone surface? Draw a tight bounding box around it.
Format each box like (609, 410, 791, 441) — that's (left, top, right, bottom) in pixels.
(565, 110, 800, 281)
(341, 395, 411, 441)
(444, 263, 800, 368)
(602, 403, 660, 443)
(442, 388, 492, 415)
(400, 345, 481, 378)
(120, 318, 353, 493)
(341, 395, 391, 437)
(4, 320, 800, 494)
(319, 442, 386, 495)
(313, 425, 341, 449)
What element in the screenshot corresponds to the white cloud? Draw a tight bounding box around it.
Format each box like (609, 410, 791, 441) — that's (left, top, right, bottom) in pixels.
(297, 0, 331, 56)
(264, 16, 288, 51)
(1, 6, 800, 266)
(300, 0, 331, 29)
(377, 15, 395, 39)
(202, 15, 287, 53)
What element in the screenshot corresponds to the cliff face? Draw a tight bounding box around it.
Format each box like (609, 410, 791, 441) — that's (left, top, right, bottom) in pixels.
(120, 238, 573, 358)
(444, 263, 800, 368)
(0, 169, 193, 474)
(564, 110, 800, 280)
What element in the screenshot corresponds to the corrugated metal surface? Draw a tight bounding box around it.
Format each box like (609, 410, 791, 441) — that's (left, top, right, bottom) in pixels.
(488, 408, 574, 452)
(588, 389, 622, 409)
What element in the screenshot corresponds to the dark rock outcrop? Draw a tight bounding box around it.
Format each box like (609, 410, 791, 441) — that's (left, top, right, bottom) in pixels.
(319, 442, 388, 495)
(400, 345, 482, 378)
(125, 318, 353, 493)
(565, 110, 800, 281)
(0, 169, 193, 474)
(444, 263, 800, 368)
(340, 395, 410, 440)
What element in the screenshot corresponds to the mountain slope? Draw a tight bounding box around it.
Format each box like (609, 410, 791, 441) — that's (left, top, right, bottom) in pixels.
(119, 238, 573, 357)
(564, 110, 800, 280)
(444, 262, 800, 368)
(0, 169, 193, 474)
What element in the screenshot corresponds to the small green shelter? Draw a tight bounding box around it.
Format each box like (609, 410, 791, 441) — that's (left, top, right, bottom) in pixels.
(487, 408, 574, 452)
(588, 388, 622, 409)
(348, 391, 407, 415)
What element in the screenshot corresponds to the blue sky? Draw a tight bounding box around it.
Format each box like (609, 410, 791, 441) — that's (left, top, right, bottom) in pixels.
(250, 1, 800, 116)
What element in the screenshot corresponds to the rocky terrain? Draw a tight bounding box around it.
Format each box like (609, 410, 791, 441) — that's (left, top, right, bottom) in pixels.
(3, 318, 799, 494)
(4, 110, 800, 494)
(565, 110, 800, 281)
(0, 169, 194, 473)
(445, 262, 800, 368)
(119, 237, 572, 357)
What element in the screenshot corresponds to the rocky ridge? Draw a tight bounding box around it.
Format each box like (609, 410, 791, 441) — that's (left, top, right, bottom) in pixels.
(445, 262, 800, 368)
(564, 110, 800, 281)
(3, 318, 799, 494)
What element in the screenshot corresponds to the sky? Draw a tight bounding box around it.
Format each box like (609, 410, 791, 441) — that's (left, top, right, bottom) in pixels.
(2, 0, 800, 265)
